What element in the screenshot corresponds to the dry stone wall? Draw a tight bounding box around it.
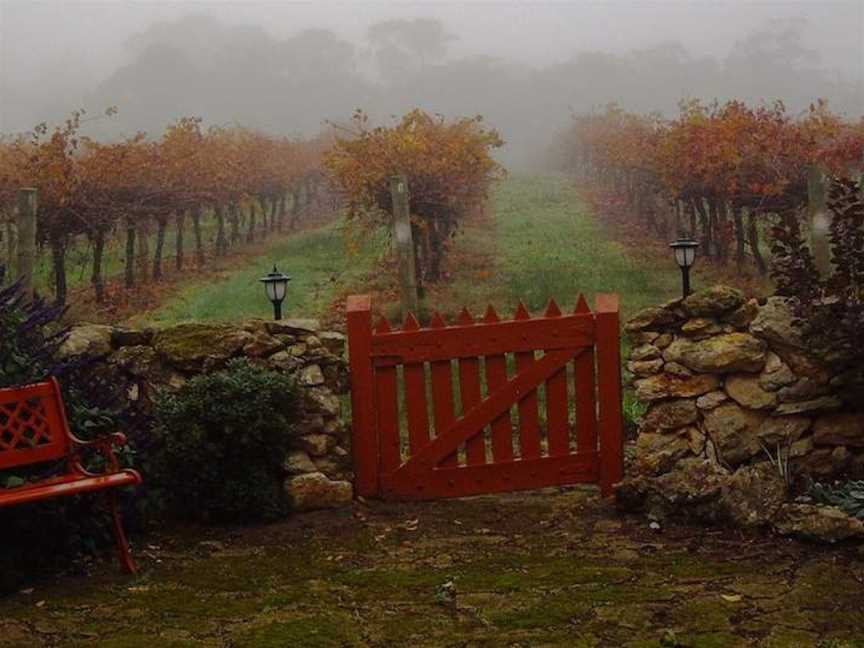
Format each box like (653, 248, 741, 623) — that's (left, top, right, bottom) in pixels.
(619, 285, 864, 541)
(59, 318, 353, 512)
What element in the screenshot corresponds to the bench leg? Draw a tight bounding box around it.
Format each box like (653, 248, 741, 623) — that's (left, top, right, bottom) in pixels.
(107, 490, 138, 574)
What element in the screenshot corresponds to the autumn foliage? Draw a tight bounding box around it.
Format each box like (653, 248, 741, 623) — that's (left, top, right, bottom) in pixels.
(0, 111, 331, 305)
(325, 109, 504, 283)
(563, 100, 864, 275)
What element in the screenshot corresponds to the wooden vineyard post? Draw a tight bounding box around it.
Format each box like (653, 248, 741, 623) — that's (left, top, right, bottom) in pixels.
(15, 188, 37, 295)
(346, 295, 378, 497)
(807, 165, 831, 275)
(390, 175, 419, 319)
(595, 293, 623, 497)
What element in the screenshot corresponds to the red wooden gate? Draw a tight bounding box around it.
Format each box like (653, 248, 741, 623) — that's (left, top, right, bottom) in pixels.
(346, 294, 623, 500)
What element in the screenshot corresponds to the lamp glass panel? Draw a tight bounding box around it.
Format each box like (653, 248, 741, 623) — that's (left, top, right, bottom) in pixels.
(674, 246, 687, 267)
(264, 281, 278, 302)
(684, 246, 696, 267)
(273, 280, 288, 302)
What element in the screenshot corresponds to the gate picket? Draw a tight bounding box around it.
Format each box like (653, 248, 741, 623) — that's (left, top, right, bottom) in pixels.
(346, 292, 623, 501)
(483, 306, 514, 462)
(402, 313, 431, 455)
(513, 303, 542, 460)
(543, 299, 571, 457)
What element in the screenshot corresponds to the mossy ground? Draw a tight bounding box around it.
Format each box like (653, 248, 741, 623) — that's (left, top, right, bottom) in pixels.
(2, 488, 863, 647)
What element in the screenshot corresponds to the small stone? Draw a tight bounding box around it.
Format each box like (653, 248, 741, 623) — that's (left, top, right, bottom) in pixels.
(774, 396, 842, 416)
(634, 373, 719, 401)
(789, 436, 814, 457)
(758, 352, 797, 391)
(111, 327, 153, 348)
(773, 503, 864, 542)
(654, 333, 674, 349)
(288, 343, 308, 357)
(625, 307, 680, 332)
(58, 325, 114, 358)
(629, 331, 660, 345)
(696, 390, 728, 410)
(641, 399, 699, 430)
(284, 450, 317, 475)
(680, 317, 722, 338)
(773, 346, 831, 385)
(777, 378, 829, 403)
(304, 388, 341, 416)
(304, 335, 322, 349)
(627, 359, 664, 377)
(722, 299, 759, 329)
(268, 351, 302, 371)
(831, 446, 851, 473)
(318, 331, 347, 355)
(683, 285, 745, 317)
(648, 521, 661, 531)
(719, 463, 787, 527)
(636, 428, 701, 475)
(285, 472, 352, 511)
(242, 331, 284, 357)
(812, 413, 864, 447)
(663, 333, 766, 374)
(725, 374, 777, 410)
(750, 297, 805, 348)
(266, 319, 320, 335)
(631, 344, 661, 361)
(664, 361, 692, 378)
(300, 364, 325, 386)
(757, 416, 811, 445)
(296, 434, 337, 457)
(703, 403, 767, 466)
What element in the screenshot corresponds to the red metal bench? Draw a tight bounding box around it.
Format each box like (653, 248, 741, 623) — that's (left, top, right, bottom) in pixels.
(0, 377, 142, 573)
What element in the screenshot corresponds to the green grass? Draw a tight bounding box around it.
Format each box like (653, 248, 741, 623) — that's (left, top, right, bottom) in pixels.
(129, 221, 385, 326)
(434, 174, 683, 320)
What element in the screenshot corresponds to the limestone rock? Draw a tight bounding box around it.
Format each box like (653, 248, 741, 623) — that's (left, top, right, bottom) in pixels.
(111, 327, 153, 348)
(725, 374, 778, 410)
(664, 333, 766, 374)
(268, 350, 302, 371)
(285, 472, 352, 511)
(654, 333, 674, 349)
(793, 448, 836, 476)
(304, 388, 341, 416)
(109, 345, 162, 377)
(153, 323, 253, 371)
(635, 428, 702, 475)
(683, 285, 744, 317)
(680, 318, 722, 338)
(722, 299, 759, 329)
(757, 416, 811, 445)
(773, 346, 831, 385)
(758, 352, 797, 391)
(790, 436, 814, 458)
(266, 319, 319, 336)
(242, 331, 284, 357)
(812, 413, 864, 447)
(319, 331, 347, 355)
(304, 335, 322, 349)
(297, 433, 337, 457)
(627, 359, 664, 377)
(777, 378, 829, 403)
(773, 396, 842, 416)
(703, 403, 766, 466)
(615, 458, 729, 517)
(284, 450, 317, 475)
(696, 390, 728, 410)
(719, 463, 787, 528)
(625, 307, 679, 333)
(628, 331, 660, 345)
(641, 399, 698, 431)
(634, 373, 719, 401)
(664, 361, 692, 377)
(750, 297, 804, 348)
(59, 325, 114, 358)
(773, 504, 864, 542)
(630, 344, 661, 361)
(300, 364, 325, 386)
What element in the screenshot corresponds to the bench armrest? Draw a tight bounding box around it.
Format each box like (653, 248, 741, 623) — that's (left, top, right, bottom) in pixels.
(69, 433, 129, 476)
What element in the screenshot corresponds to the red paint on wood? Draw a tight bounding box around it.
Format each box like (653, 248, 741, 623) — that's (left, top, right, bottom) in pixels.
(374, 316, 402, 473)
(346, 295, 378, 495)
(456, 308, 485, 466)
(429, 313, 458, 468)
(514, 302, 542, 460)
(596, 293, 624, 496)
(402, 313, 431, 455)
(483, 305, 514, 462)
(544, 299, 570, 457)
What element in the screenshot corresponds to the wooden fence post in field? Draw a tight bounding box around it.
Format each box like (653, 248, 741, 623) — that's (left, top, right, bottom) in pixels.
(16, 188, 37, 295)
(595, 293, 623, 497)
(390, 175, 419, 318)
(346, 294, 377, 497)
(807, 165, 831, 275)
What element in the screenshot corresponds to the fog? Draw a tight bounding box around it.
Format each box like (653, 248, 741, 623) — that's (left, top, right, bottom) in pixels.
(1, 0, 862, 167)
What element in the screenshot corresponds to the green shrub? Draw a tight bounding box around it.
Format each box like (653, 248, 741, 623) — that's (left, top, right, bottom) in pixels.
(810, 480, 864, 519)
(148, 359, 302, 523)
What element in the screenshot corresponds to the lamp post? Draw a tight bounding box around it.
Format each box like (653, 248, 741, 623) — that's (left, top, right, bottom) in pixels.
(260, 265, 291, 320)
(670, 238, 699, 299)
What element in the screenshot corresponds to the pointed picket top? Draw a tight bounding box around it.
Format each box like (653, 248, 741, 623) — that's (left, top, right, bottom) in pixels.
(374, 316, 392, 334)
(544, 298, 562, 318)
(402, 312, 420, 331)
(457, 307, 475, 325)
(430, 311, 447, 329)
(574, 293, 591, 314)
(514, 301, 531, 321)
(482, 304, 500, 324)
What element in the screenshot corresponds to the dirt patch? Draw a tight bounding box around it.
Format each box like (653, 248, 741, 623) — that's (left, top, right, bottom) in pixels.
(1, 488, 863, 647)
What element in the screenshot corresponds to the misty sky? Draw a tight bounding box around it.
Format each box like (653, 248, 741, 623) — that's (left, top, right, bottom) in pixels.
(1, 0, 862, 164)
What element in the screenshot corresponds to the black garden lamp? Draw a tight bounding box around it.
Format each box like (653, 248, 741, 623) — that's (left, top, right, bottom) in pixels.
(260, 265, 291, 320)
(670, 238, 699, 299)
